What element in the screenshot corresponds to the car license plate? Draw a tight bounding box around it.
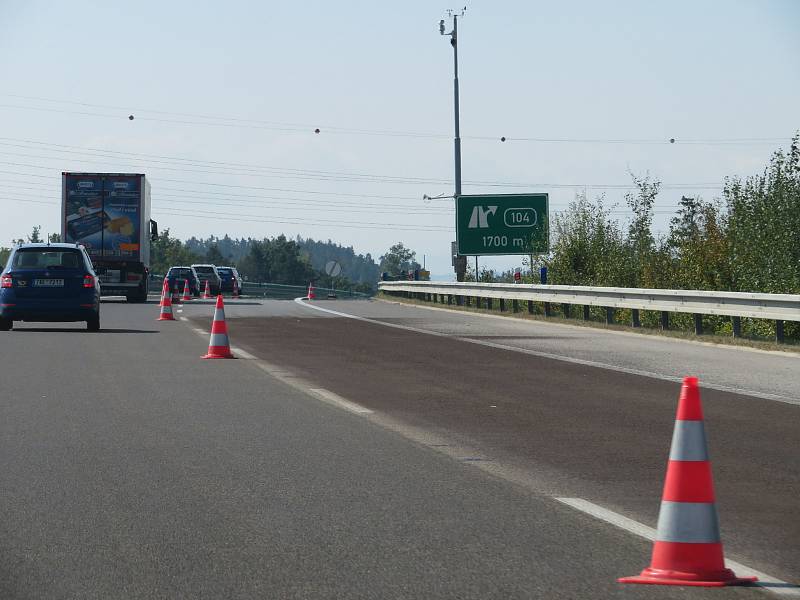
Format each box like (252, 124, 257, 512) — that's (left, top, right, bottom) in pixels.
(34, 279, 64, 287)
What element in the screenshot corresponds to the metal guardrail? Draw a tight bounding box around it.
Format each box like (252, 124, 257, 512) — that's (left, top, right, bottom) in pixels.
(379, 281, 800, 341)
(241, 281, 370, 299)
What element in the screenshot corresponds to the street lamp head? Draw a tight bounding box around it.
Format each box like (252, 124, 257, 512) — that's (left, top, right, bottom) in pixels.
(439, 20, 445, 35)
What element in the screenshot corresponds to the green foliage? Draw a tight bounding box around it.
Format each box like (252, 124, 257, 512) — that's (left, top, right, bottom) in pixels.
(150, 228, 203, 274)
(237, 235, 316, 285)
(485, 135, 800, 341)
(0, 247, 10, 268)
(544, 193, 630, 286)
(298, 237, 381, 286)
(724, 135, 800, 294)
(205, 243, 226, 265)
(379, 242, 421, 275)
(27, 226, 42, 243)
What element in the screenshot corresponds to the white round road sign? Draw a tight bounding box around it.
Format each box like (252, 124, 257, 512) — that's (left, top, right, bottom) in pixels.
(325, 260, 342, 277)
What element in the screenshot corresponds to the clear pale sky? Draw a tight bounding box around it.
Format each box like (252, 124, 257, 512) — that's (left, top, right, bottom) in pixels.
(1, 0, 798, 277)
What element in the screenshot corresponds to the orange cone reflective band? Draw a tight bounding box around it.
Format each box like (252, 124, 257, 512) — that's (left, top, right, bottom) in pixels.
(181, 278, 192, 302)
(203, 294, 235, 359)
(202, 279, 212, 299)
(619, 377, 756, 587)
(157, 278, 175, 321)
(307, 282, 316, 300)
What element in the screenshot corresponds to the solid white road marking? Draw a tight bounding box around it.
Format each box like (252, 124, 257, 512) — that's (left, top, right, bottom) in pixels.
(229, 346, 256, 360)
(293, 298, 799, 406)
(556, 498, 799, 596)
(307, 388, 373, 414)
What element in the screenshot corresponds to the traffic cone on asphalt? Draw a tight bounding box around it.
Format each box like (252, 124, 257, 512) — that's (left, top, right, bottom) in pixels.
(181, 279, 192, 303)
(619, 377, 756, 587)
(157, 279, 175, 321)
(202, 280, 212, 299)
(232, 279, 240, 298)
(202, 295, 235, 359)
(307, 282, 316, 300)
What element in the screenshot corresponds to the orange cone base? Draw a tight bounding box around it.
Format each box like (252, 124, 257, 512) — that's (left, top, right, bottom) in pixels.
(202, 347, 235, 359)
(157, 314, 175, 321)
(620, 568, 757, 587)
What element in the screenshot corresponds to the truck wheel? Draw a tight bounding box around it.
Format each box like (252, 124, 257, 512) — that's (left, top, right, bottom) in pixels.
(0, 317, 12, 331)
(127, 286, 148, 303)
(87, 314, 100, 332)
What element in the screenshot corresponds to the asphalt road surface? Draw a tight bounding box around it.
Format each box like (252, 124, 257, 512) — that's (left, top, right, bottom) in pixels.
(0, 296, 796, 598)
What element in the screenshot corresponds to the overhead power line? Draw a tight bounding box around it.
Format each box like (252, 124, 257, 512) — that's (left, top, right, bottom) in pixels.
(0, 94, 792, 145)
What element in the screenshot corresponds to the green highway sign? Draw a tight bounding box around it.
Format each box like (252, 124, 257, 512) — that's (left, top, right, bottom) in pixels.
(456, 193, 549, 255)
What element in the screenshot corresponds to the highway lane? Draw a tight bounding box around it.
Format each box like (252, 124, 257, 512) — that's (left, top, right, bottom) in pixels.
(213, 296, 800, 404)
(183, 297, 799, 587)
(0, 299, 756, 598)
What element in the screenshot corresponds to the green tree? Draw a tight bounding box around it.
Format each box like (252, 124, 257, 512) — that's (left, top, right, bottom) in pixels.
(624, 173, 660, 287)
(27, 226, 42, 243)
(379, 242, 420, 275)
(150, 228, 202, 274)
(205, 243, 226, 265)
(237, 235, 316, 285)
(542, 192, 628, 286)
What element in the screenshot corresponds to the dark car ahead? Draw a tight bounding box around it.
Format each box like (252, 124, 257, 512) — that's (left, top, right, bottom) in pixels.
(216, 266, 242, 294)
(191, 264, 221, 295)
(165, 266, 201, 297)
(0, 243, 101, 331)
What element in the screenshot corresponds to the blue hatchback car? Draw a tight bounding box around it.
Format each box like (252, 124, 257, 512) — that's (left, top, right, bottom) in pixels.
(0, 243, 101, 331)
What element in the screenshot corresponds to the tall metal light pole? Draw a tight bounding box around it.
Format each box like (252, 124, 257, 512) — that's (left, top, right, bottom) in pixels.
(440, 7, 467, 281)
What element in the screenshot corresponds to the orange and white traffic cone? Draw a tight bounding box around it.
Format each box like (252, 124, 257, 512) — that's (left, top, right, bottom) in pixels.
(181, 278, 192, 303)
(232, 278, 240, 298)
(203, 295, 235, 359)
(307, 282, 316, 300)
(157, 279, 175, 321)
(202, 280, 212, 299)
(619, 377, 756, 587)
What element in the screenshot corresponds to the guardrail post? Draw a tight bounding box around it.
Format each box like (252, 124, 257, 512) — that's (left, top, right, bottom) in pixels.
(605, 307, 614, 324)
(694, 313, 703, 335)
(544, 302, 552, 317)
(512, 299, 519, 313)
(583, 305, 590, 321)
(447, 294, 453, 305)
(776, 320, 785, 344)
(732, 316, 741, 338)
(528, 300, 534, 314)
(660, 311, 669, 330)
(499, 298, 506, 312)
(563, 304, 571, 319)
(631, 309, 641, 328)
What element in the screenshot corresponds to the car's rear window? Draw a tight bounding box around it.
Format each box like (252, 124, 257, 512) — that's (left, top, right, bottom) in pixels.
(12, 250, 83, 270)
(217, 268, 232, 278)
(169, 268, 194, 278)
(194, 266, 215, 275)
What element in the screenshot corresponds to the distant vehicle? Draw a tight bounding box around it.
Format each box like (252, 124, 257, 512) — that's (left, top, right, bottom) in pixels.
(0, 243, 101, 331)
(191, 264, 222, 295)
(216, 266, 242, 294)
(165, 266, 201, 297)
(61, 172, 158, 303)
